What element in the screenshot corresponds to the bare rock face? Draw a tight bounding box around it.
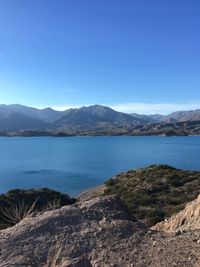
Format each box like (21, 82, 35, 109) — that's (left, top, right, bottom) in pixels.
(152, 195, 200, 233)
(0, 196, 200, 267)
(0, 196, 146, 267)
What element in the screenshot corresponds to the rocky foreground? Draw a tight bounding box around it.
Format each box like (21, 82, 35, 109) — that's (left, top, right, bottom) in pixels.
(152, 195, 200, 233)
(0, 195, 200, 267)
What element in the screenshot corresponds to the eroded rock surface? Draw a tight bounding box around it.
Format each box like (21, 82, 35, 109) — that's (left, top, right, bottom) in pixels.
(152, 195, 200, 233)
(0, 196, 199, 267)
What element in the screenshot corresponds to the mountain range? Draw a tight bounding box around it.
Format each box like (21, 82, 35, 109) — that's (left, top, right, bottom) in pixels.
(0, 104, 200, 135)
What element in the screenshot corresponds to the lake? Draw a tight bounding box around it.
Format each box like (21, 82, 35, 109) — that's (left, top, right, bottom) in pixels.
(0, 136, 200, 196)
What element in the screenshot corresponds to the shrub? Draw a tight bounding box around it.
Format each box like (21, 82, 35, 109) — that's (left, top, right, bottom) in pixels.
(0, 188, 76, 229)
(105, 178, 115, 187)
(0, 199, 38, 225)
(104, 165, 200, 226)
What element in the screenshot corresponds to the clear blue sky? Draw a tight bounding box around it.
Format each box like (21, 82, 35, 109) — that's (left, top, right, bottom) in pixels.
(0, 0, 199, 114)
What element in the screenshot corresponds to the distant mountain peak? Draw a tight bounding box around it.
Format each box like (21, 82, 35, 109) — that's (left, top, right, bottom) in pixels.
(0, 103, 200, 134)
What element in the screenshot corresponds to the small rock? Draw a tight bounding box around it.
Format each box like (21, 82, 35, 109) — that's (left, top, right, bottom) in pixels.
(152, 241, 157, 247)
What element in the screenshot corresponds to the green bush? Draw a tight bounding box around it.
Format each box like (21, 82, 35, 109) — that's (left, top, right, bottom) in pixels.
(103, 165, 200, 226)
(105, 178, 116, 187)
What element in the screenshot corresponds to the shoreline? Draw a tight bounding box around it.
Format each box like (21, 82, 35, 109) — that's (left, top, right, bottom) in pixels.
(1, 133, 200, 137)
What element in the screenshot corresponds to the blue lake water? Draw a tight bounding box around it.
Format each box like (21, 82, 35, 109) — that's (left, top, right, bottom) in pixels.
(0, 136, 200, 196)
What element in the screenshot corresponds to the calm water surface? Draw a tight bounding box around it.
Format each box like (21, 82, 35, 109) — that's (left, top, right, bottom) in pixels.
(0, 136, 200, 196)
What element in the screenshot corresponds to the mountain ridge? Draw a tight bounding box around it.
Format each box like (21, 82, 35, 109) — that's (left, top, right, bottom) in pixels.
(1, 104, 200, 135)
(0, 104, 150, 132)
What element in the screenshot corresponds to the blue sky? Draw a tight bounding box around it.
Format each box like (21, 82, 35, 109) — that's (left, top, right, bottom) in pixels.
(0, 0, 199, 114)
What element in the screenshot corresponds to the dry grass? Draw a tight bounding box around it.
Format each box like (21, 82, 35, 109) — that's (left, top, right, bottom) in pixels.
(45, 235, 66, 267)
(43, 198, 61, 211)
(0, 199, 38, 225)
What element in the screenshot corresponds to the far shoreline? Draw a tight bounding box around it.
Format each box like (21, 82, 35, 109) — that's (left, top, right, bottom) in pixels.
(1, 133, 199, 137)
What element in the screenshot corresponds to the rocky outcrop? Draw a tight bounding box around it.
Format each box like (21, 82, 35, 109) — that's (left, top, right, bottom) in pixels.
(152, 195, 200, 233)
(0, 196, 200, 267)
(0, 196, 146, 266)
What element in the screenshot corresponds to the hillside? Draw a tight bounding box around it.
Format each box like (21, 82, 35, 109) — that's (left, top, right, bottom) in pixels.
(135, 109, 200, 123)
(152, 194, 200, 233)
(103, 165, 200, 226)
(0, 104, 148, 132)
(0, 195, 200, 267)
(163, 109, 200, 123)
(130, 113, 165, 123)
(54, 104, 148, 129)
(0, 104, 62, 122)
(128, 120, 200, 136)
(0, 166, 200, 266)
(1, 104, 200, 135)
(0, 113, 47, 131)
(131, 109, 200, 124)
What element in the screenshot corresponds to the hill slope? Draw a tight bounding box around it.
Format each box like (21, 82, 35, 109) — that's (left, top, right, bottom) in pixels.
(0, 104, 149, 132)
(0, 104, 61, 122)
(0, 196, 146, 266)
(163, 109, 200, 123)
(54, 104, 148, 129)
(152, 194, 200, 233)
(128, 120, 200, 136)
(103, 165, 200, 226)
(0, 113, 47, 131)
(1, 104, 200, 135)
(0, 195, 199, 267)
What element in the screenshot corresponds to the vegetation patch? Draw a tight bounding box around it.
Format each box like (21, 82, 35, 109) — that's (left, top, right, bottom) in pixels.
(103, 165, 200, 226)
(0, 188, 76, 229)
